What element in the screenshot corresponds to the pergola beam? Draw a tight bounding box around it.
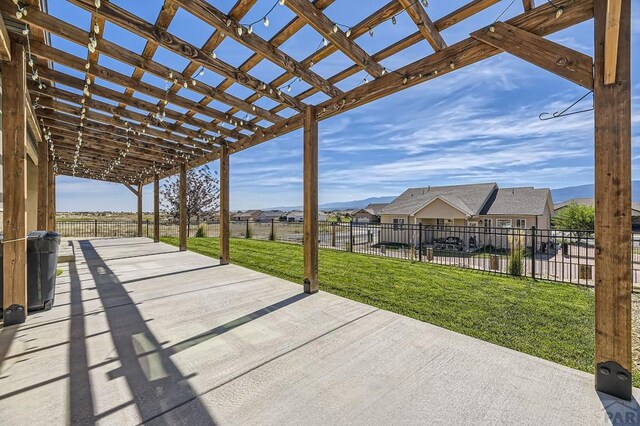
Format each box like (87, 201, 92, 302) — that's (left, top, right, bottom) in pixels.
(594, 0, 632, 400)
(179, 163, 187, 251)
(37, 130, 49, 230)
(219, 143, 229, 265)
(0, 15, 11, 61)
(137, 182, 143, 237)
(2, 41, 28, 325)
(303, 107, 319, 294)
(285, 0, 385, 77)
(471, 21, 593, 89)
(522, 0, 535, 11)
(154, 175, 160, 243)
(397, 0, 447, 51)
(604, 0, 622, 85)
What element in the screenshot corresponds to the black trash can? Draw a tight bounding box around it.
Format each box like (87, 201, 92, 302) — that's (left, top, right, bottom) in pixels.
(0, 231, 61, 314)
(27, 231, 62, 311)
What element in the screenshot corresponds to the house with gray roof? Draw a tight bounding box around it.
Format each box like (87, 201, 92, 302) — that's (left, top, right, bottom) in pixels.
(378, 183, 553, 248)
(351, 203, 388, 223)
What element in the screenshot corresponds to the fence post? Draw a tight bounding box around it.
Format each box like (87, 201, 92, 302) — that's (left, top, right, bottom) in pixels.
(146, 219, 150, 238)
(331, 222, 336, 247)
(246, 219, 250, 239)
(271, 218, 275, 241)
(94, 219, 98, 237)
(349, 220, 353, 252)
(419, 223, 423, 262)
(531, 226, 536, 279)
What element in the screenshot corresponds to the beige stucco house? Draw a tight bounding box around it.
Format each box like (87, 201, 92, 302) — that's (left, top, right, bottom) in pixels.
(378, 183, 553, 249)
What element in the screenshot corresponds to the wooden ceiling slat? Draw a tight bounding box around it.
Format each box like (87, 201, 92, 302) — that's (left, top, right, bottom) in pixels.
(31, 83, 212, 143)
(397, 0, 447, 51)
(166, 0, 258, 138)
(32, 67, 240, 140)
(26, 39, 255, 134)
(39, 109, 207, 158)
(42, 98, 206, 149)
(284, 0, 386, 77)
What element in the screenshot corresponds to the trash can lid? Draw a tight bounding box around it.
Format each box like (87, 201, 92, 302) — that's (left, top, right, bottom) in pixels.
(27, 231, 61, 244)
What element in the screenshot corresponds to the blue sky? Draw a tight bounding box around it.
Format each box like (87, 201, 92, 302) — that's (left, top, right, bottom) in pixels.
(48, 0, 640, 212)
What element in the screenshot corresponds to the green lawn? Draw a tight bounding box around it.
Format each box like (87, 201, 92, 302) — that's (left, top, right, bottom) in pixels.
(162, 236, 639, 387)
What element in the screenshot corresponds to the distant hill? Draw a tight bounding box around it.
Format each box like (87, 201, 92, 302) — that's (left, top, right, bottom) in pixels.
(551, 181, 640, 204)
(264, 195, 397, 212)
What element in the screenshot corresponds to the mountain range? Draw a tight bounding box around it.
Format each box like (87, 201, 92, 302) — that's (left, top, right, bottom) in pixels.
(263, 182, 640, 211)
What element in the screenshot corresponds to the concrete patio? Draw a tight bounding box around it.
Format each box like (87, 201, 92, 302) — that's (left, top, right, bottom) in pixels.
(0, 238, 637, 425)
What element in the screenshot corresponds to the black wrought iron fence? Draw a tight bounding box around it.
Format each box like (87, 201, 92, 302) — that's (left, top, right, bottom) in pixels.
(55, 219, 640, 287)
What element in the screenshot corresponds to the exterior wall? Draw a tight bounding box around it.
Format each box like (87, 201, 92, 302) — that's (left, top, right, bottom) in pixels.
(413, 198, 466, 219)
(380, 214, 412, 244)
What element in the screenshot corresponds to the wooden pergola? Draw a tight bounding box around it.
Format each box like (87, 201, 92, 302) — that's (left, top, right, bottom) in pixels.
(0, 0, 632, 399)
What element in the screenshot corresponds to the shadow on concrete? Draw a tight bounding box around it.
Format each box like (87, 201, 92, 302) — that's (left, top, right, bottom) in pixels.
(167, 292, 309, 355)
(0, 324, 19, 374)
(77, 240, 217, 425)
(117, 265, 223, 286)
(67, 260, 97, 424)
(597, 391, 640, 425)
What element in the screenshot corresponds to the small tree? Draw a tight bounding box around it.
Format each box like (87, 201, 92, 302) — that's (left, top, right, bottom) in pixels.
(161, 165, 220, 224)
(552, 202, 595, 231)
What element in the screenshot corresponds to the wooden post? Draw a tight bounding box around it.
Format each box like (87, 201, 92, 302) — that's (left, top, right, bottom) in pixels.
(594, 0, 632, 400)
(47, 158, 56, 232)
(303, 106, 318, 294)
(153, 174, 160, 242)
(137, 182, 143, 237)
(179, 163, 187, 251)
(2, 41, 28, 325)
(219, 143, 230, 265)
(37, 137, 48, 230)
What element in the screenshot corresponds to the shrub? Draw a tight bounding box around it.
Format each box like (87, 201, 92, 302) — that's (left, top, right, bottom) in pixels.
(508, 249, 525, 276)
(195, 224, 207, 238)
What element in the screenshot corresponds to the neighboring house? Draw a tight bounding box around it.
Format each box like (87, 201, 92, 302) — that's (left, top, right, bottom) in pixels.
(256, 210, 285, 223)
(231, 210, 262, 221)
(554, 198, 640, 228)
(284, 210, 327, 222)
(378, 183, 553, 249)
(351, 203, 388, 223)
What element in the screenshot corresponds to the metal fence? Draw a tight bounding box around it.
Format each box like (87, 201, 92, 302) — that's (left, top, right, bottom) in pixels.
(56, 219, 640, 287)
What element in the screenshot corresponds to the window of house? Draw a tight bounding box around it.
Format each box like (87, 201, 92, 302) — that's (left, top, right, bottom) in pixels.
(496, 219, 512, 228)
(483, 219, 492, 233)
(393, 218, 405, 230)
(516, 219, 527, 228)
